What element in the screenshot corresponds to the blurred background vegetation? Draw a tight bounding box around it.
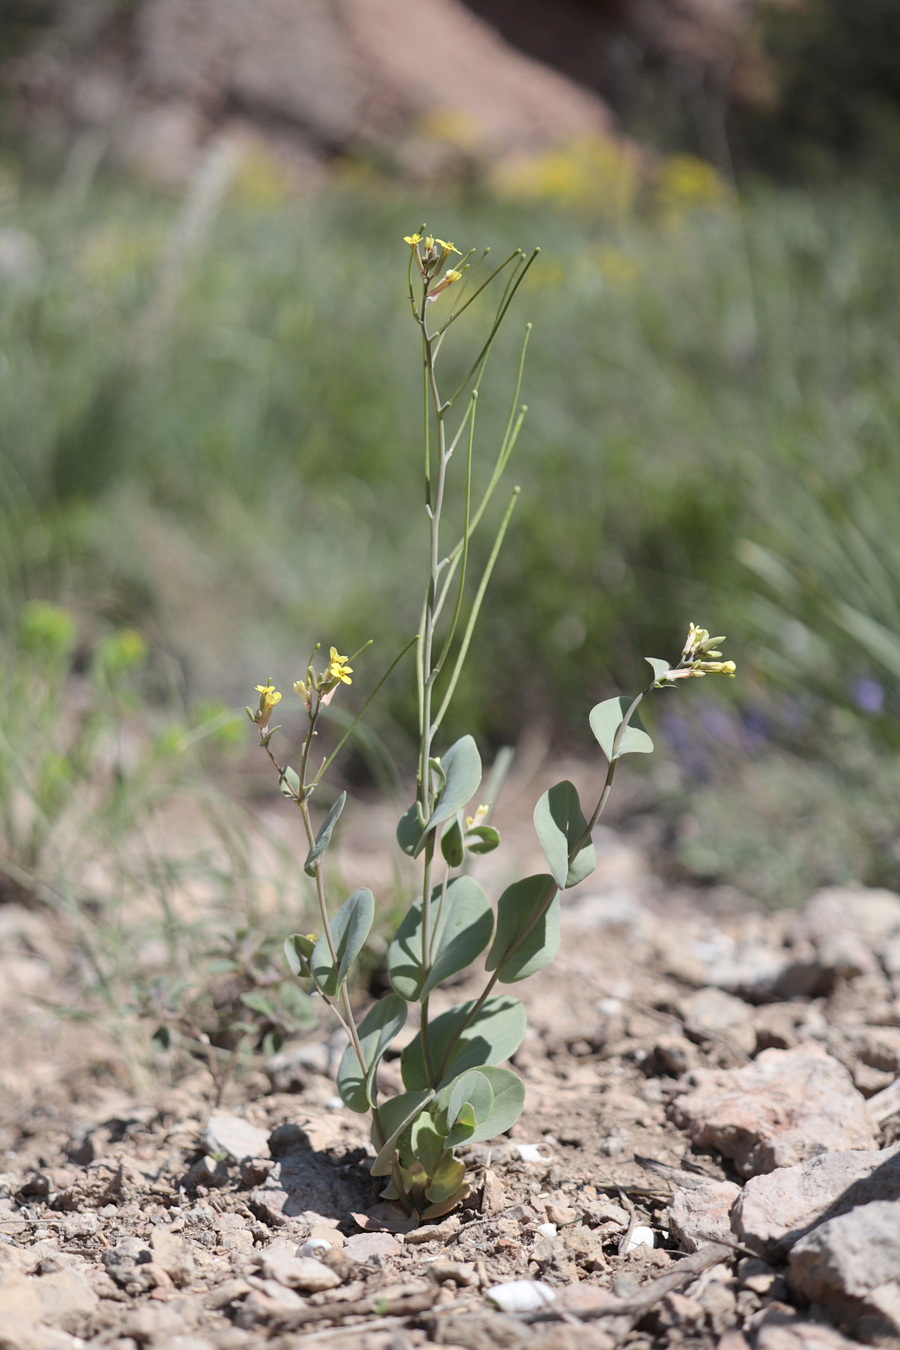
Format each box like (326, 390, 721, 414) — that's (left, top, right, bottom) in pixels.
(2, 0, 900, 976)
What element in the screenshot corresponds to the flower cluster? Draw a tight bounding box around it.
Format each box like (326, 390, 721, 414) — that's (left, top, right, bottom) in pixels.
(405, 228, 469, 303)
(665, 624, 736, 680)
(293, 646, 354, 711)
(247, 645, 356, 743)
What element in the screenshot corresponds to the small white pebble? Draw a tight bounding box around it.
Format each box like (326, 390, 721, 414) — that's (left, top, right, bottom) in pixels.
(624, 1225, 655, 1252)
(596, 997, 622, 1015)
(297, 1238, 332, 1257)
(535, 1223, 557, 1238)
(514, 1143, 549, 1163)
(324, 1096, 344, 1111)
(486, 1279, 557, 1313)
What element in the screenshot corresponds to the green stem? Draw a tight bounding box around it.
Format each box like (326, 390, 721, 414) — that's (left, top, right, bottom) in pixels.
(432, 486, 520, 735)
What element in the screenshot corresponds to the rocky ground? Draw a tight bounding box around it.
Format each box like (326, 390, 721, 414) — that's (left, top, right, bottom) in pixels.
(3, 815, 900, 1350)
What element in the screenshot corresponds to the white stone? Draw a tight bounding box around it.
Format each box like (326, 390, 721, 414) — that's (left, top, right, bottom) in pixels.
(297, 1238, 332, 1257)
(624, 1225, 655, 1252)
(486, 1279, 557, 1312)
(514, 1143, 549, 1162)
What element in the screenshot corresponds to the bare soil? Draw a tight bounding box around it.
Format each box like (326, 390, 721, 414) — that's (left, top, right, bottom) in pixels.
(1, 796, 896, 1350)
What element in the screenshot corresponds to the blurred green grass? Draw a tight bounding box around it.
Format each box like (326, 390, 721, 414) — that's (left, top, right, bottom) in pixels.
(2, 164, 899, 760)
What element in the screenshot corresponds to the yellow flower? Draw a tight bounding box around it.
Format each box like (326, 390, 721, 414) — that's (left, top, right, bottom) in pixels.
(434, 238, 461, 256)
(255, 682, 282, 710)
(325, 647, 353, 685)
(426, 267, 466, 302)
(404, 233, 423, 246)
(249, 679, 282, 733)
(424, 235, 435, 251)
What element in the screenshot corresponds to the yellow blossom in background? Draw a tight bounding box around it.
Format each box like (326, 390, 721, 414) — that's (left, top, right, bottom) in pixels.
(656, 154, 731, 224)
(490, 135, 640, 224)
(326, 648, 353, 685)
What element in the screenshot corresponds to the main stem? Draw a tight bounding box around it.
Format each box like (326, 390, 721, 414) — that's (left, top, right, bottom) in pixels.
(415, 292, 450, 1086)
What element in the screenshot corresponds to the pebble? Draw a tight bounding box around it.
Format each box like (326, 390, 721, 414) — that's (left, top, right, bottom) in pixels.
(258, 1249, 342, 1292)
(296, 1238, 332, 1257)
(513, 1144, 549, 1163)
(667, 1180, 742, 1253)
(486, 1279, 557, 1312)
(623, 1226, 655, 1252)
(202, 1115, 270, 1163)
(343, 1231, 402, 1262)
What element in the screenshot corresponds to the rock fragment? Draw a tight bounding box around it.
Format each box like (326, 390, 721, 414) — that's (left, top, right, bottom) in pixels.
(202, 1114, 270, 1163)
(667, 1179, 742, 1253)
(733, 1142, 900, 1255)
(251, 1144, 368, 1227)
(678, 987, 757, 1056)
(31, 1266, 98, 1332)
(150, 1225, 195, 1288)
(343, 1231, 402, 1262)
(788, 1200, 900, 1342)
(752, 1307, 862, 1349)
(257, 1248, 342, 1291)
(670, 1045, 876, 1176)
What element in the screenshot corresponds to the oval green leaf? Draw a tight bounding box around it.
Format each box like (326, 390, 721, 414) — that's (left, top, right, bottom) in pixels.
(387, 876, 493, 1003)
(396, 802, 423, 857)
(304, 791, 346, 876)
(424, 735, 482, 834)
(645, 656, 672, 682)
(401, 995, 527, 1091)
(284, 932, 315, 977)
(465, 825, 501, 855)
(310, 888, 375, 996)
(485, 874, 560, 983)
(370, 1089, 434, 1176)
(336, 993, 408, 1113)
(462, 1065, 526, 1143)
(440, 816, 465, 868)
(533, 780, 597, 889)
(589, 695, 654, 762)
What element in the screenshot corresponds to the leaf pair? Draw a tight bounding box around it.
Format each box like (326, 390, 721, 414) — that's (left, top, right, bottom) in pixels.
(387, 875, 493, 1002)
(401, 993, 526, 1090)
(397, 735, 482, 857)
(285, 886, 374, 998)
(589, 697, 653, 762)
(533, 780, 596, 889)
(370, 1063, 525, 1177)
